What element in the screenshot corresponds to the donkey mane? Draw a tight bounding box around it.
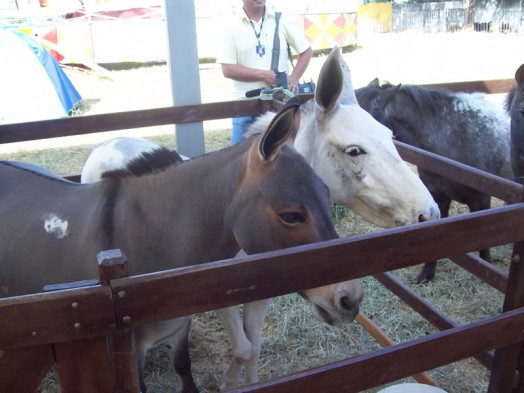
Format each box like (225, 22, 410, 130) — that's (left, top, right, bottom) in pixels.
(102, 147, 184, 179)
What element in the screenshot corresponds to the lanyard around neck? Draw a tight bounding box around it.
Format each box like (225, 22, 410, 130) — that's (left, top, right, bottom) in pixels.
(246, 10, 265, 45)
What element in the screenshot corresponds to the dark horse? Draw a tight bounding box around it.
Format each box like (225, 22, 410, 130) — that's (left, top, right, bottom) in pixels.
(0, 105, 363, 392)
(505, 64, 524, 183)
(356, 79, 512, 282)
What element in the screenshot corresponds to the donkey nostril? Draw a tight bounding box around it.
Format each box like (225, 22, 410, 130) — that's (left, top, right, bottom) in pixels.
(339, 296, 354, 312)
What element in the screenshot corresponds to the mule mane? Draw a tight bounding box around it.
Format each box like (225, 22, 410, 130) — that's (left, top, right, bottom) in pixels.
(384, 82, 452, 117)
(102, 147, 184, 179)
(505, 86, 517, 113)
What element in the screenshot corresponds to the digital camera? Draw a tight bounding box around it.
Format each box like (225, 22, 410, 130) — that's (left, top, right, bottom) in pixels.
(298, 81, 315, 94)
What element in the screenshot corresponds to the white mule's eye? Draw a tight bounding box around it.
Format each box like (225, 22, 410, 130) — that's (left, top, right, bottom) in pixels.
(345, 146, 365, 157)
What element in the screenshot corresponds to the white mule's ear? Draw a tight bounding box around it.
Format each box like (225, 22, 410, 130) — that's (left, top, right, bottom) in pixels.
(315, 47, 358, 117)
(335, 49, 359, 106)
(258, 104, 300, 161)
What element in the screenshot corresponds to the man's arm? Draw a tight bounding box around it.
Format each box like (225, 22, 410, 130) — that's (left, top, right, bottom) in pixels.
(222, 63, 277, 86)
(288, 47, 313, 93)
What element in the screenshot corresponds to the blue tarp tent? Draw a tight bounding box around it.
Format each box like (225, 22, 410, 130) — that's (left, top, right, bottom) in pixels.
(0, 30, 82, 124)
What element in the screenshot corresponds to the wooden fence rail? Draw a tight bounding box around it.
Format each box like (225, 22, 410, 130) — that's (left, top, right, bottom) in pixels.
(1, 78, 523, 392)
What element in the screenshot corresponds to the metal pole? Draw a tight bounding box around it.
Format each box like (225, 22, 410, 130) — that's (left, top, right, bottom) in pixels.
(163, 0, 205, 158)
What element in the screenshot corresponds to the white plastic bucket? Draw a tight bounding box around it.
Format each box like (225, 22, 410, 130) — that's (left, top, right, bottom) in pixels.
(378, 383, 447, 393)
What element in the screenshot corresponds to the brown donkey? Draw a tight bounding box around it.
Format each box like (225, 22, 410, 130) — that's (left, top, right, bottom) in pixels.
(0, 104, 362, 392)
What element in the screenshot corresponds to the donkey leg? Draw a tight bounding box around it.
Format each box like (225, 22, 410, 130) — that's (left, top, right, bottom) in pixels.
(216, 305, 252, 391)
(135, 317, 196, 393)
(416, 261, 437, 283)
(416, 195, 451, 283)
(467, 195, 492, 262)
(134, 339, 148, 393)
(242, 298, 272, 386)
(165, 317, 199, 393)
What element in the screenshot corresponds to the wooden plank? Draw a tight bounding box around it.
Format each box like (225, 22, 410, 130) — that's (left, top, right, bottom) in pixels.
(355, 312, 439, 387)
(0, 345, 55, 391)
(54, 335, 112, 393)
(64, 174, 81, 183)
(375, 272, 494, 370)
(0, 285, 116, 349)
(110, 203, 524, 327)
(421, 79, 514, 94)
(489, 240, 524, 392)
(0, 78, 512, 147)
(108, 331, 140, 393)
(374, 273, 457, 331)
(229, 308, 524, 393)
(395, 141, 523, 204)
(450, 253, 508, 293)
(0, 99, 262, 144)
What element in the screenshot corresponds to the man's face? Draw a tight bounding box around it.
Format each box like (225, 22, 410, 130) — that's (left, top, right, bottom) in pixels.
(242, 0, 266, 10)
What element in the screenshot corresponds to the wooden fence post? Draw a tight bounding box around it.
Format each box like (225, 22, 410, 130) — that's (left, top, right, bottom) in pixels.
(98, 249, 140, 393)
(0, 345, 55, 391)
(488, 187, 524, 392)
(52, 249, 132, 393)
(54, 335, 113, 392)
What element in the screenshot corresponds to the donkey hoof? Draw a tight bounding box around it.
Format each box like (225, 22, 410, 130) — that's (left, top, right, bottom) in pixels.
(415, 262, 436, 284)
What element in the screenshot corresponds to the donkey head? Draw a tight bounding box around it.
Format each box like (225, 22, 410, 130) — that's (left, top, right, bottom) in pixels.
(227, 104, 363, 324)
(295, 47, 439, 228)
(228, 104, 337, 254)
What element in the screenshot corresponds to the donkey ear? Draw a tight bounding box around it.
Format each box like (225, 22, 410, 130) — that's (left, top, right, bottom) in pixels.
(258, 104, 299, 161)
(368, 78, 380, 88)
(315, 47, 358, 116)
(516, 64, 524, 85)
(376, 83, 402, 110)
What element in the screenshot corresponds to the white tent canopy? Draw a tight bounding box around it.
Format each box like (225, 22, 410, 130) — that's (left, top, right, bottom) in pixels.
(0, 30, 71, 124)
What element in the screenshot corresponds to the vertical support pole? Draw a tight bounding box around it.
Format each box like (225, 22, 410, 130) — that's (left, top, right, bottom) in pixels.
(164, 0, 205, 158)
(98, 249, 140, 393)
(488, 194, 524, 392)
(54, 335, 113, 393)
(0, 345, 55, 391)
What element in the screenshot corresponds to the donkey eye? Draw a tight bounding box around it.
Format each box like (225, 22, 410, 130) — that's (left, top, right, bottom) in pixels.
(345, 146, 365, 157)
(279, 212, 306, 224)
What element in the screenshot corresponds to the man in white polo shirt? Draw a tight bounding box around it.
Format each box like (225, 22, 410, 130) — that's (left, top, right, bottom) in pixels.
(216, 0, 312, 144)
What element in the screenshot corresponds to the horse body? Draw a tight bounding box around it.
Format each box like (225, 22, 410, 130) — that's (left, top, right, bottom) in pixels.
(0, 105, 362, 392)
(80, 136, 160, 183)
(80, 136, 189, 183)
(505, 64, 524, 183)
(356, 79, 512, 281)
